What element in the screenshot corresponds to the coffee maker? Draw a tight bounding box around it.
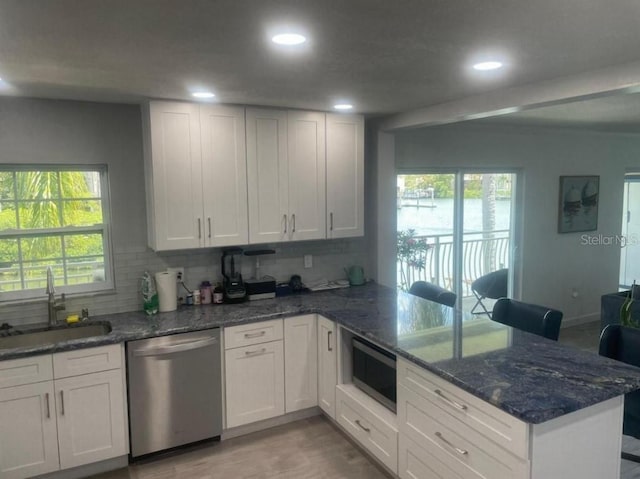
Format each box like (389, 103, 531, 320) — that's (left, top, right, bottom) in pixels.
(221, 248, 246, 302)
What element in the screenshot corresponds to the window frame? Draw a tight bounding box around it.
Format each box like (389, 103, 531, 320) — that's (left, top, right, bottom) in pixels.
(0, 164, 115, 302)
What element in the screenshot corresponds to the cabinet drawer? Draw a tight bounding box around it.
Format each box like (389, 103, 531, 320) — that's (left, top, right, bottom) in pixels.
(0, 354, 53, 388)
(224, 319, 283, 350)
(335, 384, 398, 473)
(398, 384, 529, 479)
(399, 434, 468, 479)
(398, 358, 528, 459)
(53, 344, 122, 379)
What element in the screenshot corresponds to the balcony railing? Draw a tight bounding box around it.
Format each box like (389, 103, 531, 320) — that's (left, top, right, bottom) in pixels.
(398, 229, 510, 296)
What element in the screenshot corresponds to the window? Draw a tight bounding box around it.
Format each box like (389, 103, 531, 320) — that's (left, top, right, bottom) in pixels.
(0, 165, 113, 301)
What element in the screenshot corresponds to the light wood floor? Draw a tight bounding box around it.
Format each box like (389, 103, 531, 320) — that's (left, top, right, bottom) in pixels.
(90, 321, 639, 479)
(91, 416, 390, 479)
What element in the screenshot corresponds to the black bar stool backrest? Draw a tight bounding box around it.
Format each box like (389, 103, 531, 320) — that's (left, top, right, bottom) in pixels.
(408, 281, 457, 308)
(491, 298, 563, 341)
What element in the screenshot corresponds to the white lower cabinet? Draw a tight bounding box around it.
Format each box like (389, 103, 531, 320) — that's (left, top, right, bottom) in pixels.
(225, 335, 285, 428)
(399, 434, 466, 479)
(55, 369, 127, 469)
(336, 384, 398, 473)
(0, 381, 59, 479)
(0, 345, 128, 479)
(317, 316, 337, 418)
(397, 358, 529, 479)
(284, 315, 318, 413)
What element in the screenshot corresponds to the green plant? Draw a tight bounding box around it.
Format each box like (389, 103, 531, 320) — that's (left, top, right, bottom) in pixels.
(397, 229, 430, 291)
(621, 281, 638, 328)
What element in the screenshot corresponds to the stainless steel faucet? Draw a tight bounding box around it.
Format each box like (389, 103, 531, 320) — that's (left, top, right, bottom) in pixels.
(46, 267, 65, 327)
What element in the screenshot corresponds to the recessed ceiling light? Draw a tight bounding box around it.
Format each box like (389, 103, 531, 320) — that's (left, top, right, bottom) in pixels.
(192, 91, 215, 99)
(473, 61, 503, 71)
(334, 104, 353, 111)
(272, 33, 307, 45)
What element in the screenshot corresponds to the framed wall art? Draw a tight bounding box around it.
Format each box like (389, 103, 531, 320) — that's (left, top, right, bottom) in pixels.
(558, 175, 599, 233)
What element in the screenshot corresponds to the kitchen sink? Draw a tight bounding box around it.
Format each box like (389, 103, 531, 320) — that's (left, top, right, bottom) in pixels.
(0, 322, 112, 350)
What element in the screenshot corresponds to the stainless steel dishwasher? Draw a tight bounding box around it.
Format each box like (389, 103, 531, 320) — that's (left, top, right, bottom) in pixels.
(127, 328, 222, 458)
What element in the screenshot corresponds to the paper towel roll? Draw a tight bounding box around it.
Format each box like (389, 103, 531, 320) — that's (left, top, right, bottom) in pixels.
(155, 271, 178, 312)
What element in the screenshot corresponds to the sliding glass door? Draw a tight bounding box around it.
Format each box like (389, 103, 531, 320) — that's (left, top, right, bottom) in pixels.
(397, 171, 518, 312)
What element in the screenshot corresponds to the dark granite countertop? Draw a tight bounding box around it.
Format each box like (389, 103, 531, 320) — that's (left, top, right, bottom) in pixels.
(2, 282, 640, 425)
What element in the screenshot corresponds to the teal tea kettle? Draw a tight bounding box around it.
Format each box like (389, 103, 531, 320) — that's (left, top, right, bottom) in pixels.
(345, 265, 365, 286)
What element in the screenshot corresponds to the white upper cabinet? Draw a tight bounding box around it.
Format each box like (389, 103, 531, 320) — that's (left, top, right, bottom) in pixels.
(145, 101, 363, 249)
(145, 101, 248, 251)
(146, 101, 204, 251)
(247, 109, 327, 244)
(287, 111, 326, 241)
(326, 113, 364, 238)
(246, 108, 289, 243)
(200, 105, 248, 247)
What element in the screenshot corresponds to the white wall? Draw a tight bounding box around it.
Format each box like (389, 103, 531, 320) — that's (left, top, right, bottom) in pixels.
(0, 97, 368, 326)
(393, 122, 640, 324)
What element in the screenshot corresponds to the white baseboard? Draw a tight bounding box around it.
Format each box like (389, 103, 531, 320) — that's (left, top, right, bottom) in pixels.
(561, 312, 600, 328)
(221, 407, 321, 440)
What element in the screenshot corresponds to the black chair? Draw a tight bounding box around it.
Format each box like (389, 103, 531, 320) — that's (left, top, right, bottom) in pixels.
(409, 281, 457, 308)
(491, 298, 563, 341)
(470, 268, 509, 317)
(599, 324, 640, 463)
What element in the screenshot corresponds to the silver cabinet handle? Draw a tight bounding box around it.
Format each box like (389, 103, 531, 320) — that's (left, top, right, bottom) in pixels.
(292, 214, 296, 232)
(435, 431, 468, 455)
(328, 330, 333, 351)
(245, 347, 267, 357)
(132, 337, 219, 357)
(45, 393, 50, 419)
(283, 214, 288, 234)
(60, 390, 65, 416)
(434, 389, 468, 411)
(330, 212, 334, 231)
(197, 218, 202, 239)
(355, 419, 370, 433)
(244, 331, 266, 339)
(208, 218, 212, 238)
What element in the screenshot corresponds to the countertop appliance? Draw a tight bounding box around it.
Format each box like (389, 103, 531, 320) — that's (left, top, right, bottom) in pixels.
(127, 329, 222, 458)
(221, 248, 246, 302)
(244, 249, 276, 300)
(352, 336, 397, 412)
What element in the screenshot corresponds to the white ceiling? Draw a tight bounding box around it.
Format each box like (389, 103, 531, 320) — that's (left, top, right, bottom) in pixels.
(1, 0, 640, 117)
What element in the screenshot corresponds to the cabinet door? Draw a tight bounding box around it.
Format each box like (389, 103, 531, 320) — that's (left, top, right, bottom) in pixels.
(246, 108, 289, 244)
(287, 111, 326, 241)
(326, 113, 364, 238)
(225, 340, 285, 428)
(55, 369, 127, 469)
(0, 382, 59, 479)
(317, 316, 337, 419)
(284, 315, 318, 412)
(200, 105, 249, 247)
(147, 101, 204, 250)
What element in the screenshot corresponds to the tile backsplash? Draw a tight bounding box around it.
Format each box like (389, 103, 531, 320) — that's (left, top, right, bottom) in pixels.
(1, 237, 369, 327)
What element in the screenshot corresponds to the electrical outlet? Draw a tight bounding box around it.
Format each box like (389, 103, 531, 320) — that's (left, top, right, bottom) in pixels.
(304, 255, 313, 269)
(167, 267, 185, 282)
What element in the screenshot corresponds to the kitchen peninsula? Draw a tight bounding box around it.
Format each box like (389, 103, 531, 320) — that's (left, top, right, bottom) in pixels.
(2, 283, 639, 479)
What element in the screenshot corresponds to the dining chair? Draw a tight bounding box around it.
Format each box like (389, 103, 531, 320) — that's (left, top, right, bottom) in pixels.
(408, 281, 457, 308)
(599, 324, 640, 463)
(491, 298, 563, 341)
(470, 268, 509, 317)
